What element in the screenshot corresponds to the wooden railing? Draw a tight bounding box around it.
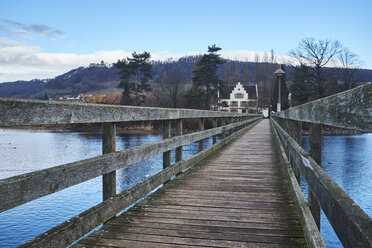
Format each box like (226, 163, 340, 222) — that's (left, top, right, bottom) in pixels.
(271, 82, 372, 248)
(0, 97, 262, 247)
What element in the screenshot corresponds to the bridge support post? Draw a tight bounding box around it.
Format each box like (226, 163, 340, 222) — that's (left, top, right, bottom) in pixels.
(308, 123, 322, 229)
(229, 117, 233, 136)
(222, 118, 226, 139)
(286, 119, 302, 183)
(198, 118, 205, 152)
(175, 119, 183, 162)
(102, 122, 116, 201)
(212, 118, 217, 144)
(163, 120, 171, 169)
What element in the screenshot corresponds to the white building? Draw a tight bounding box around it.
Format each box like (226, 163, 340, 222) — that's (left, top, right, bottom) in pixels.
(89, 60, 107, 68)
(220, 82, 258, 113)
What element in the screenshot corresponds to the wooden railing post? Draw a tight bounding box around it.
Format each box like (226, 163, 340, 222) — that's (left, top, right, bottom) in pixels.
(102, 122, 116, 201)
(308, 123, 322, 229)
(286, 119, 302, 183)
(229, 117, 233, 135)
(212, 118, 217, 144)
(163, 120, 171, 169)
(175, 119, 183, 162)
(222, 118, 226, 139)
(198, 118, 205, 152)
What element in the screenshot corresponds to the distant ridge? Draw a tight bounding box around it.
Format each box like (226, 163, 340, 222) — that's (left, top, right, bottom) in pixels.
(1, 56, 372, 99)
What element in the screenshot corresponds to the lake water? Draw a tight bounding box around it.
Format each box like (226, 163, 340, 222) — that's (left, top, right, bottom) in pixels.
(0, 129, 371, 247)
(0, 129, 217, 247)
(301, 133, 372, 248)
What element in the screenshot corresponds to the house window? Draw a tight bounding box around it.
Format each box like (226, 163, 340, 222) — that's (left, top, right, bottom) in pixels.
(235, 93, 244, 98)
(241, 101, 246, 107)
(231, 101, 237, 107)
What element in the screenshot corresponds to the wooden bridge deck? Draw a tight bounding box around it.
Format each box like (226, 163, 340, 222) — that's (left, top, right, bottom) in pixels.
(74, 119, 306, 248)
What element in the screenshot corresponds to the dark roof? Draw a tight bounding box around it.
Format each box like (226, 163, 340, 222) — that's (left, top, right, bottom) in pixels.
(225, 84, 257, 99)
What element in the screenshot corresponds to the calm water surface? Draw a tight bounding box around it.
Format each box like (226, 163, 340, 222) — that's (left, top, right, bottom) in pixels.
(301, 133, 372, 248)
(0, 129, 371, 247)
(0, 129, 215, 247)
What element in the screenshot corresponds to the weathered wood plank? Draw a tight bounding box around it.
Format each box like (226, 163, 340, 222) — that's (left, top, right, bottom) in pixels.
(19, 117, 261, 248)
(175, 119, 183, 162)
(102, 122, 116, 201)
(129, 206, 300, 219)
(78, 234, 300, 248)
(123, 209, 301, 225)
(271, 119, 325, 248)
(273, 82, 372, 132)
(0, 117, 260, 213)
(90, 225, 307, 246)
(198, 118, 205, 152)
(106, 220, 304, 238)
(162, 119, 171, 169)
(0, 97, 260, 126)
(272, 118, 372, 247)
(74, 120, 307, 248)
(308, 123, 322, 229)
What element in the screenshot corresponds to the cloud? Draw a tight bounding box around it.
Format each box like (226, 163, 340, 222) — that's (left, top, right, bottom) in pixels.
(1, 19, 64, 40)
(0, 38, 293, 83)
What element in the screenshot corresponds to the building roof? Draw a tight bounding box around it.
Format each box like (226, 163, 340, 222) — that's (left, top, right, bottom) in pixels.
(225, 84, 257, 99)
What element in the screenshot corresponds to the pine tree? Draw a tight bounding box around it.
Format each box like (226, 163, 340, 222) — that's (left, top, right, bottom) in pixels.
(188, 45, 225, 109)
(114, 52, 152, 106)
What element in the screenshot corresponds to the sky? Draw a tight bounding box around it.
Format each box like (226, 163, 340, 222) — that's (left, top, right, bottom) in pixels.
(0, 0, 371, 83)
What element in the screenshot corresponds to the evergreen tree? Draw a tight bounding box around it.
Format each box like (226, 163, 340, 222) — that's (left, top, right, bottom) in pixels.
(188, 45, 225, 109)
(114, 52, 152, 105)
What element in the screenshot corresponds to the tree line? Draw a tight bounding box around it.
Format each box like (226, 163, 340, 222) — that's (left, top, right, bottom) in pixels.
(113, 38, 363, 110)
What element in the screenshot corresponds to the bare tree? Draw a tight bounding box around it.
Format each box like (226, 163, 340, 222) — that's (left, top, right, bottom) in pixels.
(233, 61, 242, 83)
(253, 53, 260, 85)
(270, 49, 277, 64)
(243, 61, 250, 85)
(153, 67, 187, 108)
(289, 38, 342, 96)
(225, 61, 232, 85)
(338, 47, 360, 90)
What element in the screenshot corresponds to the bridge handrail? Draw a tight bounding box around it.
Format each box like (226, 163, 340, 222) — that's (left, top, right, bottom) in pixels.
(271, 82, 372, 248)
(0, 118, 258, 213)
(18, 121, 259, 247)
(0, 98, 262, 247)
(273, 82, 371, 132)
(0, 97, 259, 126)
(271, 119, 372, 247)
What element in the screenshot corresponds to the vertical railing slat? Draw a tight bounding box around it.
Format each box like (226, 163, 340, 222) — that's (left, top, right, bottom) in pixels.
(198, 118, 205, 152)
(102, 122, 116, 201)
(163, 120, 171, 169)
(175, 119, 183, 162)
(212, 118, 217, 144)
(308, 123, 322, 228)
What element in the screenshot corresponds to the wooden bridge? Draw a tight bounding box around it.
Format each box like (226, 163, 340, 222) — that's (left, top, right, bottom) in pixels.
(0, 83, 371, 248)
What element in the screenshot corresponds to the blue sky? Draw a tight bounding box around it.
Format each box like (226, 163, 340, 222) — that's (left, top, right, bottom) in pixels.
(0, 0, 371, 82)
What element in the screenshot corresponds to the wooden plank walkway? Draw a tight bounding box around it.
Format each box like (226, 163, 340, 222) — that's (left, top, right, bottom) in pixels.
(74, 119, 306, 248)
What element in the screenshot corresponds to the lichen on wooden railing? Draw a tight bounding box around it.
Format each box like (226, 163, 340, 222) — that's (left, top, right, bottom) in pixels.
(271, 82, 372, 248)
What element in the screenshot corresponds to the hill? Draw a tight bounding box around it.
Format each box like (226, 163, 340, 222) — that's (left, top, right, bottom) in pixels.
(1, 56, 372, 100)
